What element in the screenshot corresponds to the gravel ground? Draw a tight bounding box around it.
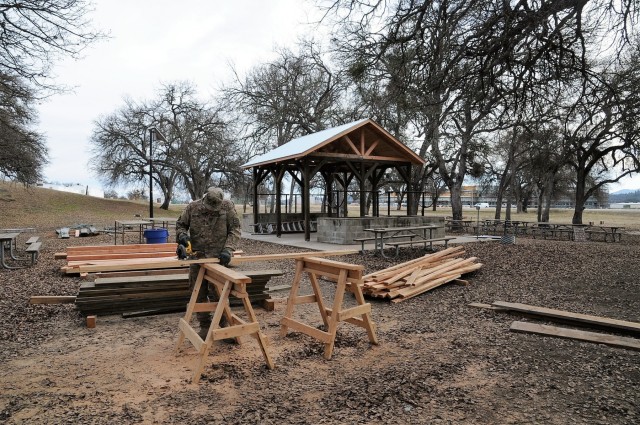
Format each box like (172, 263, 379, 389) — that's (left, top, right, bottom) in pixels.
(1, 229, 639, 424)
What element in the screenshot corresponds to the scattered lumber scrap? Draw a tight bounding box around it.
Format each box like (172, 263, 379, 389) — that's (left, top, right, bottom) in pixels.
(492, 301, 640, 336)
(510, 321, 640, 352)
(29, 296, 76, 304)
(362, 246, 482, 302)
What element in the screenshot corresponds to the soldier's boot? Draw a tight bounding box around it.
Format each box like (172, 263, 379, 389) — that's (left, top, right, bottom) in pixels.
(197, 312, 212, 340)
(198, 316, 235, 344)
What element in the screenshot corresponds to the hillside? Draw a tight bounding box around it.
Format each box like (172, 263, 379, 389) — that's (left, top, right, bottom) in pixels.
(0, 181, 182, 231)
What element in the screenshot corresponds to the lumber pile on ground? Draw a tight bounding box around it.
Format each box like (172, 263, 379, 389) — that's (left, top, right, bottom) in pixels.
(362, 246, 482, 302)
(74, 269, 283, 316)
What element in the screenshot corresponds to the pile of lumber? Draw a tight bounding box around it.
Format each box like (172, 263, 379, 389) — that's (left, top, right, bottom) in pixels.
(75, 271, 190, 316)
(362, 246, 482, 302)
(57, 244, 358, 274)
(58, 243, 179, 274)
(74, 268, 284, 316)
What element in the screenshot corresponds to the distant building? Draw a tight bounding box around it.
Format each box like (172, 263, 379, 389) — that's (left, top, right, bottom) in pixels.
(41, 183, 105, 198)
(610, 202, 640, 209)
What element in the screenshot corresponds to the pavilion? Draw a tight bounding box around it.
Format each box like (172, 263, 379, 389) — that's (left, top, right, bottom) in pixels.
(241, 118, 426, 241)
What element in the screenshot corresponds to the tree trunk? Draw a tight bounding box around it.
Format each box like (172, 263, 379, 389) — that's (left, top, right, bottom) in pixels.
(572, 169, 587, 224)
(450, 185, 464, 221)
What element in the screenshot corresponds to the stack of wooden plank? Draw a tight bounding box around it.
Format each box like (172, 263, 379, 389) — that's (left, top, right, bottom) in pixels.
(75, 272, 190, 316)
(59, 243, 179, 274)
(362, 246, 482, 302)
(58, 245, 358, 275)
(74, 268, 284, 316)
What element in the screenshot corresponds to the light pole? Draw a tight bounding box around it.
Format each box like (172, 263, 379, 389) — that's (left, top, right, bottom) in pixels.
(476, 205, 481, 240)
(147, 127, 166, 218)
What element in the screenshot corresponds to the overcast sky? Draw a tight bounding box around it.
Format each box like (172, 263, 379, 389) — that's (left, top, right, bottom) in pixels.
(39, 0, 323, 192)
(38, 0, 639, 193)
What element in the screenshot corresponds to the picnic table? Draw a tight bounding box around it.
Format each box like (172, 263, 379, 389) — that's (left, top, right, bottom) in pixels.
(114, 219, 152, 245)
(1, 232, 42, 269)
(0, 232, 21, 269)
(361, 225, 450, 258)
(586, 225, 624, 242)
(445, 219, 473, 233)
(530, 222, 586, 240)
(148, 217, 178, 229)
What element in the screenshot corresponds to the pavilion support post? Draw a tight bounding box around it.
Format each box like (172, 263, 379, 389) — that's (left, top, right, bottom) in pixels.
(359, 163, 366, 217)
(323, 172, 334, 217)
(275, 169, 284, 237)
(405, 165, 413, 216)
(252, 167, 259, 228)
(303, 160, 311, 241)
(342, 172, 349, 217)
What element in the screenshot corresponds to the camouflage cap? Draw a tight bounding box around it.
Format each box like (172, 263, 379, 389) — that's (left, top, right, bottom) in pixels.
(204, 187, 224, 209)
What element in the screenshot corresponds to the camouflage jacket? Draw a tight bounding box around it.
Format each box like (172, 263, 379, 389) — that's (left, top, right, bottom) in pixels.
(175, 198, 241, 257)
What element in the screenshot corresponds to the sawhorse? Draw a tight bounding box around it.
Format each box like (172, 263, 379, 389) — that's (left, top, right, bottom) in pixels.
(175, 264, 274, 383)
(280, 257, 378, 359)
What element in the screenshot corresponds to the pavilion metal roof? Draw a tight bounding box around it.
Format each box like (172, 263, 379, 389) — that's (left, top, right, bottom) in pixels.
(241, 118, 424, 168)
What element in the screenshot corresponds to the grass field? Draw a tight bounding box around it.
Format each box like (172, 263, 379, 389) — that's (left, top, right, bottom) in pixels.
(2, 181, 638, 231)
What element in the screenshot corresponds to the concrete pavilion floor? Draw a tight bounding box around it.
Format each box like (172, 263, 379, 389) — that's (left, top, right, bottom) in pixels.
(241, 230, 499, 252)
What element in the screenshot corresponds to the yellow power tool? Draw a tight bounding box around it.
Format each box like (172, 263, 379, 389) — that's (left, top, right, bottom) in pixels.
(176, 240, 197, 260)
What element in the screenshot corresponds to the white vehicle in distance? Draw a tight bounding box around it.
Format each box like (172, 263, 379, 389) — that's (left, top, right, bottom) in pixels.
(475, 202, 490, 208)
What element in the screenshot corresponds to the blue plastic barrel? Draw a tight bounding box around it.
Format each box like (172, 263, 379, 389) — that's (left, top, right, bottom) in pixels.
(143, 228, 169, 244)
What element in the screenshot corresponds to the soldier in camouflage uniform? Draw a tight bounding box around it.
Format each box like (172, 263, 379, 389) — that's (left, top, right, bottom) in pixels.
(176, 187, 241, 338)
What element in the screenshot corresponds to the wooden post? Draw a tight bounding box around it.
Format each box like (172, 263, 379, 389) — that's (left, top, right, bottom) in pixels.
(275, 169, 283, 238)
(252, 167, 259, 229)
(303, 160, 311, 242)
(359, 163, 366, 217)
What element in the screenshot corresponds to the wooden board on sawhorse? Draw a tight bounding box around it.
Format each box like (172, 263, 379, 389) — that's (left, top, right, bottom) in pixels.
(174, 264, 274, 383)
(279, 257, 379, 359)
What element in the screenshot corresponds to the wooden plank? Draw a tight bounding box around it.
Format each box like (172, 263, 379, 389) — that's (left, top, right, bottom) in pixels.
(494, 301, 640, 335)
(29, 295, 76, 304)
(468, 302, 499, 310)
(121, 307, 185, 318)
(179, 318, 204, 352)
(93, 268, 185, 279)
(280, 317, 332, 343)
(62, 250, 359, 274)
(510, 321, 640, 351)
(212, 323, 260, 340)
(66, 243, 177, 254)
(94, 273, 189, 284)
(364, 246, 464, 279)
(67, 252, 176, 262)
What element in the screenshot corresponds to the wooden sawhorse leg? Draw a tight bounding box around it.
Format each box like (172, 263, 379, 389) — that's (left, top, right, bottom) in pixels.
(175, 264, 274, 383)
(280, 257, 378, 360)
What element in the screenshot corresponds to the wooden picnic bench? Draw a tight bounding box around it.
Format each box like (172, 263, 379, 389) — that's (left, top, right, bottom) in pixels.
(25, 242, 42, 265)
(251, 220, 317, 235)
(353, 234, 417, 254)
(386, 236, 457, 257)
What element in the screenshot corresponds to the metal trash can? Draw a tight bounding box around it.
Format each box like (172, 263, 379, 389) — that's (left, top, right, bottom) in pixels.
(500, 234, 516, 245)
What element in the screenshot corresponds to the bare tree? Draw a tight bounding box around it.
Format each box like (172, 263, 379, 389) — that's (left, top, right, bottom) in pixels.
(0, 72, 47, 184)
(0, 0, 102, 184)
(561, 49, 640, 224)
(0, 0, 103, 92)
(324, 0, 638, 218)
(90, 82, 236, 207)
